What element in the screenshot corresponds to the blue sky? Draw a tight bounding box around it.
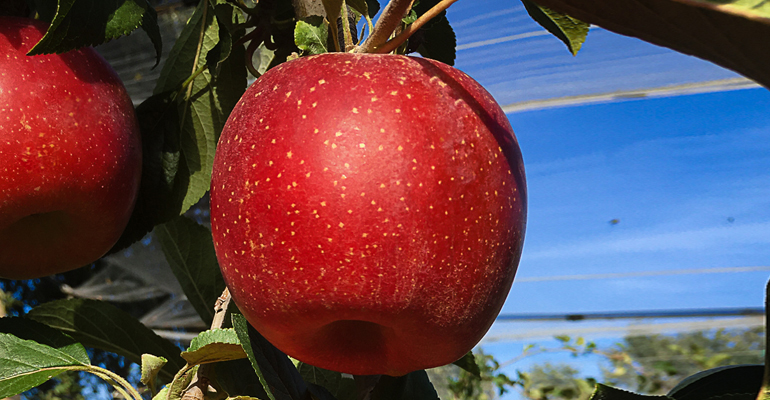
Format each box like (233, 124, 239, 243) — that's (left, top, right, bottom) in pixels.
(442, 2, 770, 396)
(482, 88, 770, 398)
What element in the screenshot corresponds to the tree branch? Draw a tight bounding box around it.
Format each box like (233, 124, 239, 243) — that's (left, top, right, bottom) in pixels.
(373, 0, 459, 54)
(354, 0, 413, 53)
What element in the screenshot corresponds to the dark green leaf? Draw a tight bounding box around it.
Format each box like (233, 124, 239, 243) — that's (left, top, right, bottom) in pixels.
(590, 384, 673, 400)
(208, 2, 246, 76)
(405, 0, 456, 64)
(667, 364, 763, 400)
(109, 90, 185, 253)
(295, 16, 329, 55)
(413, 13, 456, 65)
(297, 362, 356, 400)
(29, 0, 158, 56)
(214, 359, 271, 399)
(155, 215, 226, 326)
(371, 370, 439, 400)
(452, 352, 481, 378)
(31, 0, 57, 22)
(140, 5, 163, 67)
(153, 0, 246, 213)
(181, 328, 246, 365)
(365, 0, 380, 17)
(232, 313, 310, 400)
(0, 323, 90, 398)
(26, 298, 185, 383)
(521, 0, 588, 56)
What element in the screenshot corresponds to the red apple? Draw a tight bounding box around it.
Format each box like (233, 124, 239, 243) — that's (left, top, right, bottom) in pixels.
(0, 17, 142, 279)
(210, 53, 526, 376)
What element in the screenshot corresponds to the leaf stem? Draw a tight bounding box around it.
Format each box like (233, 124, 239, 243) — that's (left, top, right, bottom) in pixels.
(372, 0, 459, 54)
(64, 365, 144, 400)
(354, 0, 413, 53)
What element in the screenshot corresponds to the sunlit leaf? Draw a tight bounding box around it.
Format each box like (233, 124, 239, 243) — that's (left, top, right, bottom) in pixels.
(26, 299, 184, 383)
(522, 0, 589, 55)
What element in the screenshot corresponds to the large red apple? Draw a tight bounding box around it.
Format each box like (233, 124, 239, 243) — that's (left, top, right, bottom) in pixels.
(211, 53, 526, 376)
(0, 17, 142, 279)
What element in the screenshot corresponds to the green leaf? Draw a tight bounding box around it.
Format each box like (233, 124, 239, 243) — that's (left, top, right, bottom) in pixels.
(371, 370, 439, 400)
(29, 0, 160, 58)
(155, 215, 226, 326)
(154, 365, 198, 400)
(452, 352, 481, 378)
(530, 0, 770, 88)
(0, 318, 90, 364)
(295, 16, 329, 55)
(140, 5, 163, 67)
(590, 384, 673, 400)
(25, 298, 185, 383)
(181, 329, 246, 366)
(140, 354, 167, 388)
(153, 0, 246, 214)
(297, 362, 356, 400)
(521, 0, 588, 56)
(667, 364, 764, 400)
(0, 328, 89, 398)
(232, 313, 310, 400)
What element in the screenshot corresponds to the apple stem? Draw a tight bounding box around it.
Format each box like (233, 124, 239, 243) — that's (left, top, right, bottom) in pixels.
(354, 0, 413, 53)
(371, 0, 459, 54)
(354, 375, 381, 400)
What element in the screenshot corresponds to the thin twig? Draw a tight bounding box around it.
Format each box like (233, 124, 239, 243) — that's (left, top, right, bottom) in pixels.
(354, 0, 413, 53)
(340, 2, 355, 50)
(373, 0, 459, 55)
(211, 287, 232, 330)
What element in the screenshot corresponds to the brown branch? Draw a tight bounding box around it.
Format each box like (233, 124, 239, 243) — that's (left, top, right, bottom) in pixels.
(354, 0, 414, 53)
(373, 0, 459, 54)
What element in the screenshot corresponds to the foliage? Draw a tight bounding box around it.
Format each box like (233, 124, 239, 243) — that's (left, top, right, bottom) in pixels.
(602, 328, 765, 395)
(518, 363, 596, 400)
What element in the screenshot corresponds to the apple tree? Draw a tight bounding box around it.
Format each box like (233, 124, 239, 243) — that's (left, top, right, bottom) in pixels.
(1, 0, 770, 399)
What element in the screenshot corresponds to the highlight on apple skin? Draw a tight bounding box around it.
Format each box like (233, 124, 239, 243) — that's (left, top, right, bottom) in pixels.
(210, 53, 526, 376)
(0, 17, 142, 279)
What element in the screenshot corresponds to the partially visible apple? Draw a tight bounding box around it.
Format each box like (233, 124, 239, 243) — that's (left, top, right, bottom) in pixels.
(0, 17, 142, 279)
(211, 53, 526, 376)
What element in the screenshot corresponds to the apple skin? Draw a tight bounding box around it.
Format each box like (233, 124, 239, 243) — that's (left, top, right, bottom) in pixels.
(0, 17, 142, 279)
(210, 53, 526, 376)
